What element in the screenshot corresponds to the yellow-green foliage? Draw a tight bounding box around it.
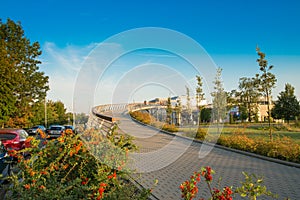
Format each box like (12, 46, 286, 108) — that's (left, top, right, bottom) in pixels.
(218, 134, 300, 163)
(255, 137, 300, 162)
(195, 128, 207, 140)
(162, 124, 179, 132)
(129, 111, 154, 125)
(130, 111, 179, 133)
(218, 135, 257, 152)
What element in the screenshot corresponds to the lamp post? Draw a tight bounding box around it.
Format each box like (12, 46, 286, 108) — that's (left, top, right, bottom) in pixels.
(44, 96, 47, 128)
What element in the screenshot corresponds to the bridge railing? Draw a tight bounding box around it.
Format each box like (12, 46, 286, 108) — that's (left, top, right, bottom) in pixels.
(87, 103, 133, 134)
(86, 105, 117, 135)
(87, 103, 165, 134)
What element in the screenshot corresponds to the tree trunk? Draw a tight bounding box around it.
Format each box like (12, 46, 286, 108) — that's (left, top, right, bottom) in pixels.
(266, 91, 272, 141)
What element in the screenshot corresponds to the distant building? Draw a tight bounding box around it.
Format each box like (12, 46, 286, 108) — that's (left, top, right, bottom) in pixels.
(148, 95, 207, 108)
(227, 96, 274, 122)
(147, 95, 274, 123)
(257, 96, 274, 122)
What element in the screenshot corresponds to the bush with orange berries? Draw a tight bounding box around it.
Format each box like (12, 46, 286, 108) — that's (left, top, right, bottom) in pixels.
(4, 127, 150, 199)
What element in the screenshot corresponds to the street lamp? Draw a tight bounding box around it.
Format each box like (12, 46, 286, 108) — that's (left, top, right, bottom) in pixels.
(44, 96, 47, 128)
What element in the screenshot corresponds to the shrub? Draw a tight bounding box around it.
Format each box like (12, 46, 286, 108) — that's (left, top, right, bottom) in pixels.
(4, 128, 150, 199)
(218, 135, 257, 152)
(255, 137, 300, 162)
(162, 124, 179, 133)
(180, 166, 277, 200)
(195, 128, 207, 140)
(130, 111, 179, 133)
(129, 111, 154, 125)
(217, 134, 300, 163)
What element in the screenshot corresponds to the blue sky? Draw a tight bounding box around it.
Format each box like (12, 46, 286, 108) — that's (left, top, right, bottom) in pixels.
(1, 0, 300, 112)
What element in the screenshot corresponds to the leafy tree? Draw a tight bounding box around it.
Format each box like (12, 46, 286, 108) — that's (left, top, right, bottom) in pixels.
(174, 98, 182, 126)
(0, 21, 18, 127)
(53, 101, 67, 124)
(238, 105, 248, 122)
(46, 100, 59, 126)
(226, 91, 237, 124)
(200, 108, 212, 123)
(186, 86, 192, 124)
(29, 101, 46, 127)
(65, 112, 74, 125)
(211, 67, 227, 132)
(44, 100, 70, 126)
(238, 76, 260, 122)
(195, 75, 205, 125)
(228, 90, 248, 123)
(256, 46, 277, 140)
(0, 18, 49, 127)
(75, 113, 89, 124)
(272, 83, 300, 123)
(165, 97, 172, 124)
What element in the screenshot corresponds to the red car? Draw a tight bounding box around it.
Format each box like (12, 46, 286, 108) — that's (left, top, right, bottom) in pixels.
(0, 128, 28, 151)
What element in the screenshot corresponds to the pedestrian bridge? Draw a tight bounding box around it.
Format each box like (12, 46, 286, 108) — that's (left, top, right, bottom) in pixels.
(87, 103, 300, 200)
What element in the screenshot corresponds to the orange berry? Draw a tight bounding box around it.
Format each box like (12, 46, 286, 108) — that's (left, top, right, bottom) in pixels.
(24, 184, 30, 190)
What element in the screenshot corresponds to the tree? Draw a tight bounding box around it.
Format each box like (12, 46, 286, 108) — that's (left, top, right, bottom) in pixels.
(256, 46, 277, 140)
(238, 105, 248, 122)
(0, 22, 17, 127)
(65, 112, 74, 125)
(228, 90, 248, 123)
(46, 100, 59, 126)
(44, 100, 70, 126)
(238, 76, 260, 122)
(195, 75, 205, 125)
(272, 83, 300, 123)
(174, 98, 182, 126)
(165, 97, 172, 124)
(211, 67, 227, 133)
(211, 68, 227, 122)
(53, 101, 67, 124)
(200, 108, 212, 123)
(0, 18, 49, 127)
(29, 101, 46, 127)
(75, 113, 89, 124)
(186, 86, 192, 124)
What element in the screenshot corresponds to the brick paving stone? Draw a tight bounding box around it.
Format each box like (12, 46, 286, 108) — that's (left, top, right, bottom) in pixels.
(113, 109, 300, 200)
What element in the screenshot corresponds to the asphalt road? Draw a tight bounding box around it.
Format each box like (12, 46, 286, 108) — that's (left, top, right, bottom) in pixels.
(111, 109, 300, 200)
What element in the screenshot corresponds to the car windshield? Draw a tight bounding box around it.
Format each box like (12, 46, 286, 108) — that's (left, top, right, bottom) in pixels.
(0, 133, 17, 140)
(50, 127, 63, 130)
(19, 130, 28, 140)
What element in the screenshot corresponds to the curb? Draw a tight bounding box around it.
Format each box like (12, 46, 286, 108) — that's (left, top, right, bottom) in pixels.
(130, 117, 300, 169)
(128, 176, 160, 200)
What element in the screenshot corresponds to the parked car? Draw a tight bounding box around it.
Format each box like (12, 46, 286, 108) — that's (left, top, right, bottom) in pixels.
(0, 129, 28, 151)
(0, 141, 13, 184)
(46, 125, 65, 138)
(27, 125, 46, 135)
(64, 125, 75, 133)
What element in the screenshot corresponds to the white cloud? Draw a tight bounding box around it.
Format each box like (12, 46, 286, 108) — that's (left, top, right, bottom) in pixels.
(42, 42, 98, 73)
(40, 42, 245, 114)
(40, 42, 98, 112)
(40, 42, 126, 113)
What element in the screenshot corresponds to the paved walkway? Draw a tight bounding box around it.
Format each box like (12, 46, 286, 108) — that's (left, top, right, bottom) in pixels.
(113, 110, 300, 199)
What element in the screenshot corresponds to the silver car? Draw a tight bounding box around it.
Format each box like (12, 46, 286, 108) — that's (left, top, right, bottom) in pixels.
(27, 125, 46, 135)
(46, 125, 65, 138)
